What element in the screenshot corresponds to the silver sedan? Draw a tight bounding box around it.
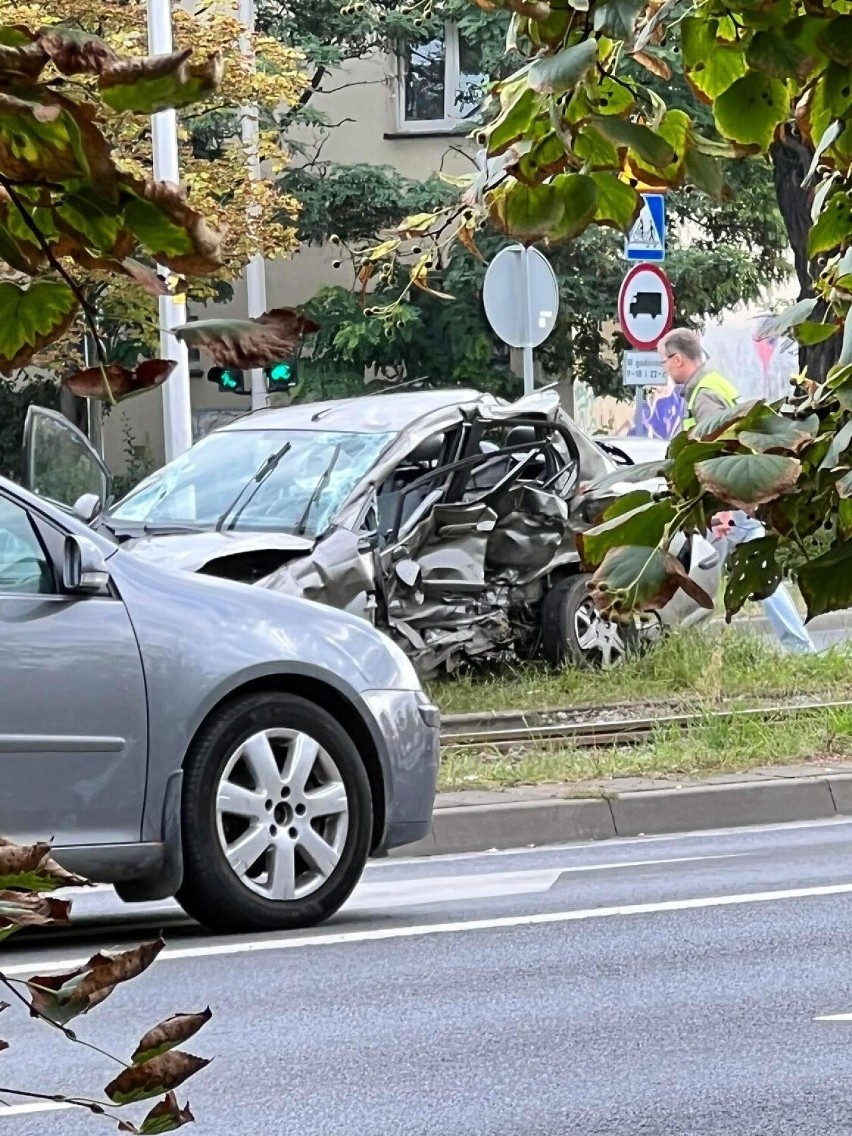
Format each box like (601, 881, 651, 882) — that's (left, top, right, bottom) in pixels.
(0, 477, 439, 933)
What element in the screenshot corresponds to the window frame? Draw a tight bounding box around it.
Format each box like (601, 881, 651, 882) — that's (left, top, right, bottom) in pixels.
(395, 21, 484, 134)
(0, 492, 58, 598)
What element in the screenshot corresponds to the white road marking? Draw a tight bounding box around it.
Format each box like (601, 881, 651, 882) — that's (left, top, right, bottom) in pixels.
(349, 854, 742, 910)
(814, 1012, 852, 1021)
(0, 1102, 75, 1118)
(6, 879, 852, 976)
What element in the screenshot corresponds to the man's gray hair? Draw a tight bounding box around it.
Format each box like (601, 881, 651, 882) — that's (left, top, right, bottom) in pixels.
(660, 328, 704, 362)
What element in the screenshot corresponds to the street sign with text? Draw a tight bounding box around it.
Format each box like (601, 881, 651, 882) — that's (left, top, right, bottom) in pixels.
(622, 351, 666, 387)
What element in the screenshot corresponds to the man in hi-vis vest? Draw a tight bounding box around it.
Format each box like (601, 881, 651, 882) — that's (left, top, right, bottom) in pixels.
(658, 328, 815, 654)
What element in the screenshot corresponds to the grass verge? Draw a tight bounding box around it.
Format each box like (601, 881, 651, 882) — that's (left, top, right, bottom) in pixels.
(438, 705, 852, 792)
(429, 629, 852, 718)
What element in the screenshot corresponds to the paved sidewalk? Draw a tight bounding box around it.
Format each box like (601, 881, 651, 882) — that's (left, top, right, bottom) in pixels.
(391, 760, 852, 858)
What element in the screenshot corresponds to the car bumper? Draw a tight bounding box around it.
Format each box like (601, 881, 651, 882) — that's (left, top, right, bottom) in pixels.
(358, 688, 440, 853)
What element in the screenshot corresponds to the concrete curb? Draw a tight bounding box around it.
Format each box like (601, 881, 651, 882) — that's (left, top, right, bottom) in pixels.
(391, 774, 852, 858)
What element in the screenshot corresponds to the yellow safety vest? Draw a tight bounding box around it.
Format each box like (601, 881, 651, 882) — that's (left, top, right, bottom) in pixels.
(682, 371, 740, 431)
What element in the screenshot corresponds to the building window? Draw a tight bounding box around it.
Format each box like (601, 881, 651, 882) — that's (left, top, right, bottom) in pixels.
(398, 23, 487, 133)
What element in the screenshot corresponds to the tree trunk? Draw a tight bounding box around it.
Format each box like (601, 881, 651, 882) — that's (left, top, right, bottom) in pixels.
(771, 132, 842, 381)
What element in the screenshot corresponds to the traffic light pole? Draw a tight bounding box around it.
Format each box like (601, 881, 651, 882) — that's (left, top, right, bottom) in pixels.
(239, 0, 270, 413)
(148, 0, 193, 461)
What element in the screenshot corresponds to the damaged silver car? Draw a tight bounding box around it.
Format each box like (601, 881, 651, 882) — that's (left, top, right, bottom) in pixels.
(23, 390, 720, 677)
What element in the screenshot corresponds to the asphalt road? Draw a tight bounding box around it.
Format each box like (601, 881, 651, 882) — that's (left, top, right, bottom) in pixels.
(4, 818, 852, 1134)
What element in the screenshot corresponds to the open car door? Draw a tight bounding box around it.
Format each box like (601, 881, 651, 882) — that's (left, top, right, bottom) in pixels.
(23, 406, 112, 515)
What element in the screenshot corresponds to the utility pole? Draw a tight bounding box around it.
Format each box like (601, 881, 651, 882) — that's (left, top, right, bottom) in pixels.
(147, 0, 194, 461)
(238, 0, 269, 412)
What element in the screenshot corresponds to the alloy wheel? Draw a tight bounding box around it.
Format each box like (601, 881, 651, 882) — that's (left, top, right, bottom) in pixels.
(215, 728, 349, 902)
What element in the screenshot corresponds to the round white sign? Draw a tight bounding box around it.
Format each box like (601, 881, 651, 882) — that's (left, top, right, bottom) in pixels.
(617, 264, 674, 351)
(483, 245, 559, 349)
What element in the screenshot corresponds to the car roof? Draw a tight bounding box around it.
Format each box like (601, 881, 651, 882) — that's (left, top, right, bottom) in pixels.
(223, 388, 487, 434)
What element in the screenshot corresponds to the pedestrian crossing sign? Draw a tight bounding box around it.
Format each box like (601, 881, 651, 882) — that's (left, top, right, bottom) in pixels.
(625, 193, 666, 263)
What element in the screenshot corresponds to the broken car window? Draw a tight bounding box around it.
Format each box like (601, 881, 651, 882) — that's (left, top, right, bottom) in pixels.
(109, 429, 396, 538)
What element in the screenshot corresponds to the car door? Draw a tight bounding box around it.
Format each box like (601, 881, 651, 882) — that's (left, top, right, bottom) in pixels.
(0, 488, 148, 846)
(22, 404, 112, 511)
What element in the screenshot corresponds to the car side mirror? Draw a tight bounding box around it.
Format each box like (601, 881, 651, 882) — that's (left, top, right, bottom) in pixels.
(63, 535, 110, 595)
(72, 493, 102, 524)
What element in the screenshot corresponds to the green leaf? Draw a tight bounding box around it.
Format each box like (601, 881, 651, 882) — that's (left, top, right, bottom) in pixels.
(817, 15, 852, 67)
(593, 0, 645, 39)
(578, 500, 677, 568)
(714, 72, 790, 151)
(100, 49, 224, 115)
(601, 489, 654, 520)
(515, 132, 569, 185)
(671, 440, 728, 497)
(724, 535, 782, 620)
(586, 115, 676, 167)
(808, 190, 852, 257)
(798, 540, 852, 620)
(628, 108, 690, 183)
(738, 412, 820, 455)
(0, 280, 77, 375)
(683, 148, 730, 201)
(590, 173, 640, 231)
(689, 399, 765, 442)
(574, 123, 619, 167)
(696, 453, 801, 509)
(528, 39, 597, 94)
(682, 18, 748, 99)
(757, 298, 818, 338)
(589, 544, 714, 618)
(485, 86, 540, 156)
(795, 320, 840, 346)
(818, 419, 852, 472)
(585, 458, 673, 494)
(746, 30, 811, 81)
(550, 173, 599, 240)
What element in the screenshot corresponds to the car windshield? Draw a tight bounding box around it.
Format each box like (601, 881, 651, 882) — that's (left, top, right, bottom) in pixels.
(109, 428, 395, 536)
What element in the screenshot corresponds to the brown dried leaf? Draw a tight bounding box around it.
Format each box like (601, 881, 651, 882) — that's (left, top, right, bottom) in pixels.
(105, 1052, 210, 1105)
(0, 890, 70, 934)
(70, 254, 170, 297)
(64, 359, 176, 403)
(37, 27, 118, 75)
(0, 41, 48, 80)
(27, 939, 165, 1026)
(132, 1010, 212, 1065)
(458, 223, 486, 263)
(122, 179, 224, 274)
(119, 1091, 195, 1134)
(0, 1039, 8, 1053)
(0, 836, 89, 891)
(632, 50, 671, 79)
(172, 308, 319, 369)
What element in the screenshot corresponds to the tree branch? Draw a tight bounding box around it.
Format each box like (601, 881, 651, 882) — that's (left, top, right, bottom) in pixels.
(0, 174, 115, 404)
(0, 976, 127, 1069)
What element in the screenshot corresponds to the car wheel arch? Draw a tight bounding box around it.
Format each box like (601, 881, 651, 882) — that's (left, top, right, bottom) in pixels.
(183, 673, 387, 853)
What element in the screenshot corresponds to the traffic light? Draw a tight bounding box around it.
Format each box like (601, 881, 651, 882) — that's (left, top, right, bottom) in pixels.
(207, 366, 248, 394)
(264, 358, 298, 391)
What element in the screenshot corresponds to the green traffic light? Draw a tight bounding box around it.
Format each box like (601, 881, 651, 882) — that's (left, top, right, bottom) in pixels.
(268, 362, 292, 382)
(264, 358, 298, 389)
(207, 366, 247, 394)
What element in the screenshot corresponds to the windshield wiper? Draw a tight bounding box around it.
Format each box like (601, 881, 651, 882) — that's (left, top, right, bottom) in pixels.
(214, 441, 293, 533)
(296, 444, 342, 536)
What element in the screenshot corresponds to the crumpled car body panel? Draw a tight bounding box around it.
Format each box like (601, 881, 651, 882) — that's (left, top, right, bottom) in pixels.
(91, 388, 716, 677)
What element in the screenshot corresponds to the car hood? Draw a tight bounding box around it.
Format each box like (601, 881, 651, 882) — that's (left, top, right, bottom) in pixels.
(118, 529, 315, 573)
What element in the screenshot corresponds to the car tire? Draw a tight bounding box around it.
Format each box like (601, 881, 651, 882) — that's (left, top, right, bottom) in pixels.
(540, 575, 629, 669)
(176, 692, 373, 934)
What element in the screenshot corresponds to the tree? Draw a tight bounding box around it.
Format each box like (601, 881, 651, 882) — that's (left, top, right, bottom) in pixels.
(271, 5, 790, 398)
(0, 838, 210, 1131)
(0, 0, 305, 406)
(390, 0, 848, 620)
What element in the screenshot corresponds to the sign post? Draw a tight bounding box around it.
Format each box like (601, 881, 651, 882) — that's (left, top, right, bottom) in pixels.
(618, 262, 674, 434)
(483, 244, 559, 396)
